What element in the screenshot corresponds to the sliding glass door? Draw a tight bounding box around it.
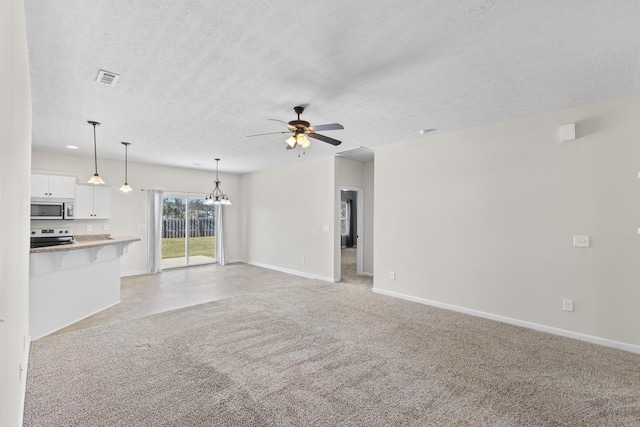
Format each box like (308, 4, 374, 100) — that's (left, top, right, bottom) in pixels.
(161, 194, 215, 269)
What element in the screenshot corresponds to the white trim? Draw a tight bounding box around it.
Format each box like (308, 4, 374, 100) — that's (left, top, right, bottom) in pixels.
(246, 261, 336, 283)
(19, 334, 31, 427)
(121, 269, 146, 277)
(362, 271, 374, 277)
(372, 287, 640, 355)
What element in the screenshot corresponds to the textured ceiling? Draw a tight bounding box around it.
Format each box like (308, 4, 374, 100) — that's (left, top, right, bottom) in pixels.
(24, 0, 640, 174)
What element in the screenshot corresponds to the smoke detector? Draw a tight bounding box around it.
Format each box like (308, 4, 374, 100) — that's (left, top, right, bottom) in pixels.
(96, 69, 120, 86)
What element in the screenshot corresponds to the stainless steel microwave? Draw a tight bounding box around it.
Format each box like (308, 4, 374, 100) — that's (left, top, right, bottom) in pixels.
(30, 202, 74, 220)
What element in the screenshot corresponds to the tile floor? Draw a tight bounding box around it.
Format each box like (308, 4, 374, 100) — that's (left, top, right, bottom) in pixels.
(49, 249, 371, 337)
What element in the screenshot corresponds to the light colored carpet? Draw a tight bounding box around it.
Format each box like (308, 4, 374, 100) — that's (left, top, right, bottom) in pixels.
(341, 247, 372, 286)
(24, 282, 640, 426)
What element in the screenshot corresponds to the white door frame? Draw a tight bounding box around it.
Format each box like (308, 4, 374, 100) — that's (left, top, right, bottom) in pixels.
(339, 186, 364, 276)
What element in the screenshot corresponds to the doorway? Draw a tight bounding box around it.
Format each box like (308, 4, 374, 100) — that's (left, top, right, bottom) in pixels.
(161, 194, 216, 269)
(339, 187, 364, 281)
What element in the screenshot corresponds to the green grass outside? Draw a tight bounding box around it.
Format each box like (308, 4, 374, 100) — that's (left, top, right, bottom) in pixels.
(162, 236, 216, 259)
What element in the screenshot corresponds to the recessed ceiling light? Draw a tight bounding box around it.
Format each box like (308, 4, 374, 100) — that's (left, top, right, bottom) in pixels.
(193, 163, 205, 166)
(66, 145, 79, 149)
(419, 129, 436, 136)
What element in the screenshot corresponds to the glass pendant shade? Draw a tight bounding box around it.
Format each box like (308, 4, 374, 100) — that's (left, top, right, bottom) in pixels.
(286, 133, 311, 149)
(88, 173, 105, 184)
(87, 121, 105, 184)
(297, 133, 311, 148)
(120, 142, 133, 193)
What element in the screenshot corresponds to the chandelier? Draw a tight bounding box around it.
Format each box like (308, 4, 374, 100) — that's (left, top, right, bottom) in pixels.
(205, 158, 231, 205)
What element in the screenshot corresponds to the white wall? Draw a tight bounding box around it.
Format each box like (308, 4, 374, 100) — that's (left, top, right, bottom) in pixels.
(31, 150, 242, 275)
(0, 0, 32, 424)
(363, 161, 374, 274)
(334, 157, 375, 278)
(241, 157, 336, 281)
(374, 95, 640, 351)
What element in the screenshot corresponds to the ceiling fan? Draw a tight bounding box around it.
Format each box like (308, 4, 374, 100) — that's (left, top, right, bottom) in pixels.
(247, 106, 344, 150)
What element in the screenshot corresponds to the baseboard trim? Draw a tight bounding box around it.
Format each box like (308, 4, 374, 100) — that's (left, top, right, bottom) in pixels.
(121, 270, 146, 277)
(372, 288, 640, 355)
(19, 334, 31, 427)
(246, 261, 336, 283)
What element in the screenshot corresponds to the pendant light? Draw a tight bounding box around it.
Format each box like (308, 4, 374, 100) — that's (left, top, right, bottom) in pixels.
(119, 142, 132, 192)
(205, 159, 231, 205)
(87, 120, 105, 184)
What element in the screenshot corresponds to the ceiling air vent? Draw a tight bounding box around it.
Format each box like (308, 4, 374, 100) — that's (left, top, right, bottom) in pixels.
(96, 69, 120, 86)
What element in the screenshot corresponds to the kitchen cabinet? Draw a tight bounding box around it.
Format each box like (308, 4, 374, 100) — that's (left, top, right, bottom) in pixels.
(76, 184, 111, 219)
(31, 173, 76, 199)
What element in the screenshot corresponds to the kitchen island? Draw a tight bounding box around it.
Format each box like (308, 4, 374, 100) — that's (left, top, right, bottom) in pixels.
(29, 234, 140, 340)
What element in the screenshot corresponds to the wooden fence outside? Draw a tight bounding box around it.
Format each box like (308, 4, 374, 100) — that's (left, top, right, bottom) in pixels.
(162, 218, 215, 238)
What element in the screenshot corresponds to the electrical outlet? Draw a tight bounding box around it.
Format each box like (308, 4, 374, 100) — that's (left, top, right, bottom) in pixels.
(562, 299, 574, 312)
(103, 224, 109, 231)
(301, 256, 305, 263)
(389, 271, 395, 280)
(86, 224, 93, 231)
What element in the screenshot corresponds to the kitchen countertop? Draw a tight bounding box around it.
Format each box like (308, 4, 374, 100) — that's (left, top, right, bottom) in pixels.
(30, 235, 141, 254)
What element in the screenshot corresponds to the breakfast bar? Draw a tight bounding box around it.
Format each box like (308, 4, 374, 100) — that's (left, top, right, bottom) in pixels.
(29, 234, 140, 340)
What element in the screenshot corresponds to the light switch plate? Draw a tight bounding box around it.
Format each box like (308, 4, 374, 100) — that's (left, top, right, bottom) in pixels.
(573, 235, 590, 248)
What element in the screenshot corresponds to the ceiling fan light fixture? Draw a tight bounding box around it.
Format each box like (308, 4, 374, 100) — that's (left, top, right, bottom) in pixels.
(297, 133, 311, 149)
(248, 106, 344, 151)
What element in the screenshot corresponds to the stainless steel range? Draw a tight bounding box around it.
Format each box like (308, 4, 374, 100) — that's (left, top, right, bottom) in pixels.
(30, 227, 75, 248)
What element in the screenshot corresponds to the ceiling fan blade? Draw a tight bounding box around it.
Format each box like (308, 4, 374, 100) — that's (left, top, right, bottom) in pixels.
(269, 119, 296, 131)
(308, 133, 342, 146)
(309, 123, 344, 132)
(247, 131, 291, 137)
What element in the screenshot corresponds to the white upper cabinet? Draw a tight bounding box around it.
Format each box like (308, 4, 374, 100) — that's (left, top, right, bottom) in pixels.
(75, 184, 111, 219)
(31, 173, 76, 199)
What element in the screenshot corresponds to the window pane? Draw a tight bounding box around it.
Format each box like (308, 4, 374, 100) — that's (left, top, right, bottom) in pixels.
(161, 197, 187, 268)
(187, 197, 215, 266)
